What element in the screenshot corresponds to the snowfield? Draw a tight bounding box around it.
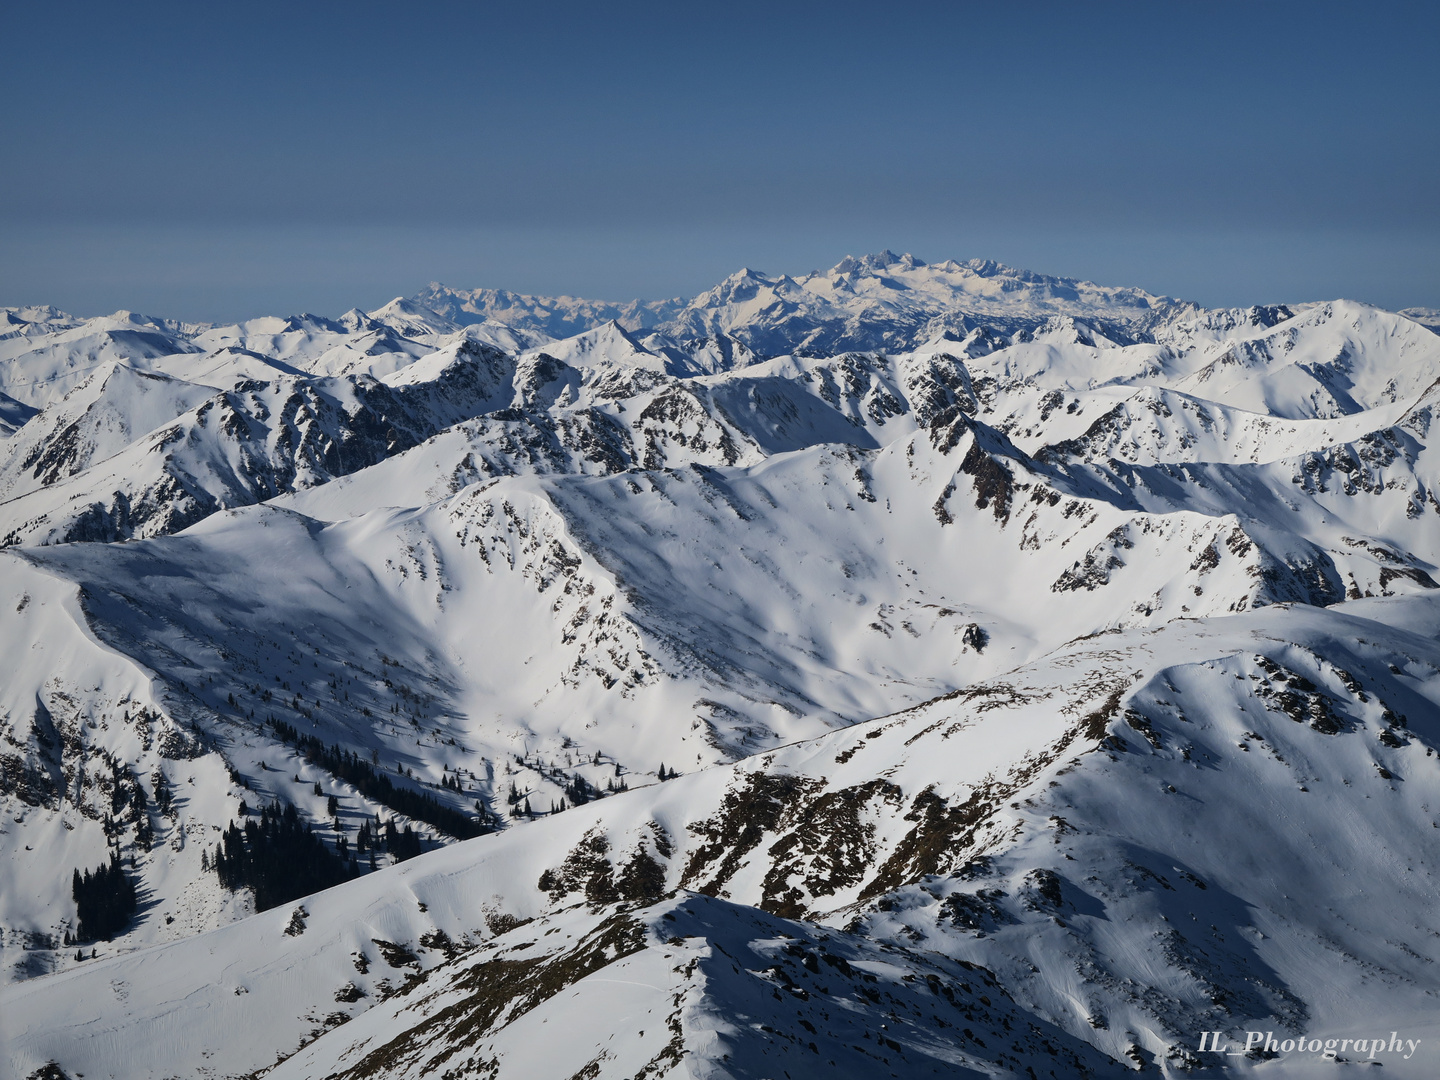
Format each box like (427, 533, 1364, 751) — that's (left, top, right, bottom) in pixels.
(1, 254, 1438, 1078)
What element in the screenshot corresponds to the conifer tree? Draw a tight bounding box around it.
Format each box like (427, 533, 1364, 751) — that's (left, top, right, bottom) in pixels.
(152, 769, 174, 816)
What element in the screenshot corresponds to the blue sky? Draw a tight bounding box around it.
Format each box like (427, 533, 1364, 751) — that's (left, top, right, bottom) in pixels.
(4, 1, 1437, 321)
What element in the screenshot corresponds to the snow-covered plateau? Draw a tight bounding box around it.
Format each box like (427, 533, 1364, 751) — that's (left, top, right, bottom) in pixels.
(1, 253, 1438, 1078)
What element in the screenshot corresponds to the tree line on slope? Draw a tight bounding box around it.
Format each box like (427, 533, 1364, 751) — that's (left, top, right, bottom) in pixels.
(208, 801, 358, 911)
(268, 718, 496, 839)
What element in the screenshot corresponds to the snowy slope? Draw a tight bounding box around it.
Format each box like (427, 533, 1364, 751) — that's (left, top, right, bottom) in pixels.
(0, 552, 254, 983)
(3, 257, 1440, 1078)
(6, 596, 1439, 1077)
(1164, 301, 1440, 418)
(0, 312, 203, 409)
(0, 363, 218, 502)
(519, 321, 671, 375)
(0, 370, 462, 547)
(1, 385, 1432, 987)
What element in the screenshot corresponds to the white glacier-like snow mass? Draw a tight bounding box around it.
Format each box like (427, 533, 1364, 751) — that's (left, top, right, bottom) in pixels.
(1, 254, 1439, 1079)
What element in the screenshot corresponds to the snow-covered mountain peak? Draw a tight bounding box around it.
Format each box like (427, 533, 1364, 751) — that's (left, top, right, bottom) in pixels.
(702, 266, 776, 305)
(336, 306, 377, 332)
(797, 253, 1178, 315)
(522, 319, 669, 374)
(1165, 298, 1440, 418)
(453, 319, 552, 353)
(831, 249, 923, 274)
(1, 304, 78, 328)
(365, 296, 461, 338)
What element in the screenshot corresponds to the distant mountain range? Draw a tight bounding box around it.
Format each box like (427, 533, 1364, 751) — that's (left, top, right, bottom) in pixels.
(413, 250, 1191, 356)
(2, 256, 1439, 1079)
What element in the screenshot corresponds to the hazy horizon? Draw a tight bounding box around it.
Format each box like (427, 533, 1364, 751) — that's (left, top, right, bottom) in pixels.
(5, 1, 1437, 322)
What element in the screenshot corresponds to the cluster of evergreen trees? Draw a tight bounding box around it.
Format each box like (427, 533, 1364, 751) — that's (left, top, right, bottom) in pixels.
(505, 782, 532, 818)
(385, 818, 422, 861)
(564, 772, 596, 806)
(517, 771, 632, 817)
(268, 718, 493, 839)
(353, 816, 423, 862)
(72, 855, 137, 941)
(209, 802, 357, 911)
